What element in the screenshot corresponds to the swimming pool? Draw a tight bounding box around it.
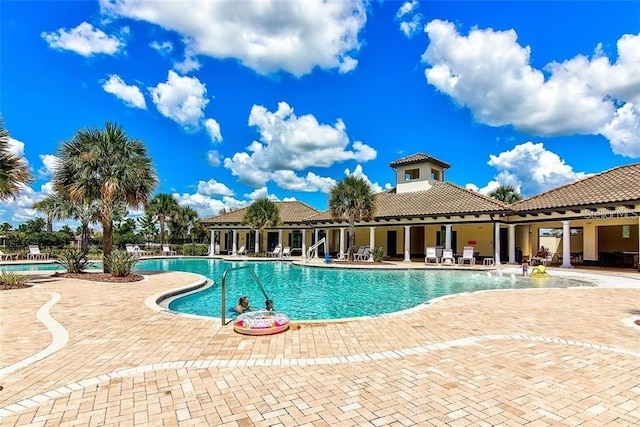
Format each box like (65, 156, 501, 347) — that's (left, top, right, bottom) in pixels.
(136, 258, 591, 321)
(0, 262, 102, 272)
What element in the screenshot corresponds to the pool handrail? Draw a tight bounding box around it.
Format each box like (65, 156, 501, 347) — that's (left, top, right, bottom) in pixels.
(221, 265, 270, 326)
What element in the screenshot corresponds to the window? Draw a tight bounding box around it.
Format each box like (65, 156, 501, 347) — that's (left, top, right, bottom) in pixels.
(431, 169, 440, 181)
(622, 225, 630, 238)
(404, 168, 419, 180)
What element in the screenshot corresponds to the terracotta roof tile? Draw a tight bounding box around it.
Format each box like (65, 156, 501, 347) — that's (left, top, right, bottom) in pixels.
(307, 182, 507, 222)
(512, 163, 640, 211)
(389, 152, 451, 169)
(200, 201, 319, 226)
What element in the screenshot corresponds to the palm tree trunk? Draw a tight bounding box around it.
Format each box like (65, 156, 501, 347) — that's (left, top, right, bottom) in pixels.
(81, 223, 90, 254)
(159, 217, 165, 245)
(47, 213, 53, 232)
(348, 221, 355, 261)
(102, 219, 113, 273)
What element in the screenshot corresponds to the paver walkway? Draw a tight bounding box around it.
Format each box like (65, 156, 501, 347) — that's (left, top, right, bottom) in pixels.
(1, 267, 639, 426)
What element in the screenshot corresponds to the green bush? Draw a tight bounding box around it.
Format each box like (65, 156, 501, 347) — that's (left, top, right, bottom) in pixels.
(57, 248, 89, 273)
(371, 247, 385, 262)
(182, 243, 209, 256)
(104, 250, 139, 277)
(0, 270, 30, 286)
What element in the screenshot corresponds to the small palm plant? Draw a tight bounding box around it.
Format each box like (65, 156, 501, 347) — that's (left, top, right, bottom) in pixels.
(57, 248, 89, 273)
(104, 250, 139, 277)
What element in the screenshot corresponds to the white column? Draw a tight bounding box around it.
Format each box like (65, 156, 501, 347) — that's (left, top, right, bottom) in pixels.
(561, 220, 573, 268)
(494, 223, 501, 266)
(325, 228, 330, 253)
(445, 224, 452, 250)
(339, 228, 345, 257)
(508, 224, 516, 264)
(314, 228, 319, 258)
(209, 229, 215, 256)
(369, 226, 375, 251)
(301, 229, 307, 259)
(232, 229, 237, 256)
(404, 225, 411, 262)
(255, 230, 260, 254)
(278, 229, 282, 247)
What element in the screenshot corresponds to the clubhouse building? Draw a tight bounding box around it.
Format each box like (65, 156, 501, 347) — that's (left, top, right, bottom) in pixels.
(201, 153, 640, 270)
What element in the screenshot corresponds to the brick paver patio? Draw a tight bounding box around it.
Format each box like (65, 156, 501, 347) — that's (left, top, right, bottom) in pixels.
(1, 264, 639, 426)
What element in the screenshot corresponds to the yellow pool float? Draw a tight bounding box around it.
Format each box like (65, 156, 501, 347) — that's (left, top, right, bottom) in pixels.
(529, 265, 550, 279)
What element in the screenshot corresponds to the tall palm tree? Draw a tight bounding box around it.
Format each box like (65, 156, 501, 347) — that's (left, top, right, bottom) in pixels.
(176, 206, 198, 242)
(53, 122, 157, 269)
(328, 176, 376, 260)
(489, 185, 522, 204)
(0, 117, 33, 200)
(242, 198, 280, 253)
(146, 193, 179, 244)
(33, 195, 66, 232)
(137, 213, 158, 244)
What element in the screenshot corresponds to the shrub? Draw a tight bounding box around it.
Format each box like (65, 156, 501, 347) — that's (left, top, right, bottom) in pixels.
(0, 270, 30, 286)
(371, 247, 385, 262)
(182, 243, 209, 256)
(104, 250, 139, 277)
(57, 248, 89, 273)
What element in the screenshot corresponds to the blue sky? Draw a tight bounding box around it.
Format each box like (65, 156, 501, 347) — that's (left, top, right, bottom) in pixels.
(1, 0, 639, 227)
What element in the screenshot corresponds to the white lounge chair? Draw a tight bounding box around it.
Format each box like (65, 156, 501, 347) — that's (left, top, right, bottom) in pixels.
(281, 246, 291, 258)
(441, 249, 455, 265)
(162, 245, 177, 256)
(355, 247, 371, 261)
(425, 247, 439, 265)
(0, 249, 19, 261)
(458, 246, 476, 266)
(228, 245, 247, 256)
(27, 245, 49, 260)
(125, 244, 153, 257)
(266, 245, 282, 258)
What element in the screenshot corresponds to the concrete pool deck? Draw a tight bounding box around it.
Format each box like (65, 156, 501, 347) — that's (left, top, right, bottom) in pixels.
(0, 263, 639, 426)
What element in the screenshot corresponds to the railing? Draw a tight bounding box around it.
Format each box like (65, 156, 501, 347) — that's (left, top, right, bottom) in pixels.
(220, 265, 269, 326)
(306, 237, 326, 261)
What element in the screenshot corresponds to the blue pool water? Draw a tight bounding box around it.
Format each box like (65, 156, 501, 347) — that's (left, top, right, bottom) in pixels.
(136, 258, 590, 321)
(0, 262, 101, 272)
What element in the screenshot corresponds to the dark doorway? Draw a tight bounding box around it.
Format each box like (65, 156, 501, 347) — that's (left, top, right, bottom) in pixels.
(246, 232, 256, 252)
(436, 227, 457, 254)
(500, 227, 508, 262)
(267, 232, 279, 251)
(411, 226, 425, 257)
(387, 230, 397, 257)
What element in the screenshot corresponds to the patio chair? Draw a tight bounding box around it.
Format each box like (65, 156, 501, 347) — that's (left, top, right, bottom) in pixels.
(334, 252, 347, 262)
(441, 249, 455, 265)
(162, 245, 177, 256)
(355, 247, 371, 261)
(27, 245, 49, 260)
(425, 247, 439, 265)
(281, 246, 292, 258)
(0, 249, 19, 261)
(266, 245, 282, 258)
(458, 246, 476, 266)
(228, 245, 246, 256)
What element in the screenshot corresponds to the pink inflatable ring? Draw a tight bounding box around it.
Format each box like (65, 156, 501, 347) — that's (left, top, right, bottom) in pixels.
(234, 310, 290, 336)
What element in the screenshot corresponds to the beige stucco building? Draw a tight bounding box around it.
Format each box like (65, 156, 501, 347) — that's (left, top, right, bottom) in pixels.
(201, 153, 640, 270)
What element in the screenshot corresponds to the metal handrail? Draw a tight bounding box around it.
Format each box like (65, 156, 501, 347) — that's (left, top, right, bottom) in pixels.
(220, 265, 269, 326)
(306, 237, 326, 261)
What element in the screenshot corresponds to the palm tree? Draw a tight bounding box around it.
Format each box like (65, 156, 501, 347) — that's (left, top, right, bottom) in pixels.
(328, 176, 376, 260)
(137, 213, 158, 244)
(33, 195, 66, 232)
(0, 117, 33, 200)
(174, 206, 198, 242)
(53, 122, 157, 269)
(146, 193, 179, 244)
(489, 185, 522, 204)
(242, 198, 280, 253)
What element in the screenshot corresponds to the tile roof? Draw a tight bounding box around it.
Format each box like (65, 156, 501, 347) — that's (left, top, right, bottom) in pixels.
(389, 152, 451, 169)
(200, 201, 320, 226)
(307, 182, 507, 222)
(511, 163, 640, 211)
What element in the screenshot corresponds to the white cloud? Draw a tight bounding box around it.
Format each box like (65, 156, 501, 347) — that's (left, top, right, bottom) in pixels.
(400, 15, 423, 39)
(149, 70, 209, 129)
(7, 138, 26, 157)
(204, 118, 222, 143)
(467, 141, 590, 196)
(206, 150, 221, 167)
(173, 192, 245, 219)
(223, 102, 376, 192)
(196, 179, 234, 197)
(42, 21, 124, 56)
(396, 1, 419, 18)
(174, 48, 201, 74)
(422, 20, 640, 157)
(344, 164, 389, 193)
(150, 40, 173, 55)
(102, 74, 147, 109)
(38, 154, 59, 177)
(100, 0, 367, 76)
